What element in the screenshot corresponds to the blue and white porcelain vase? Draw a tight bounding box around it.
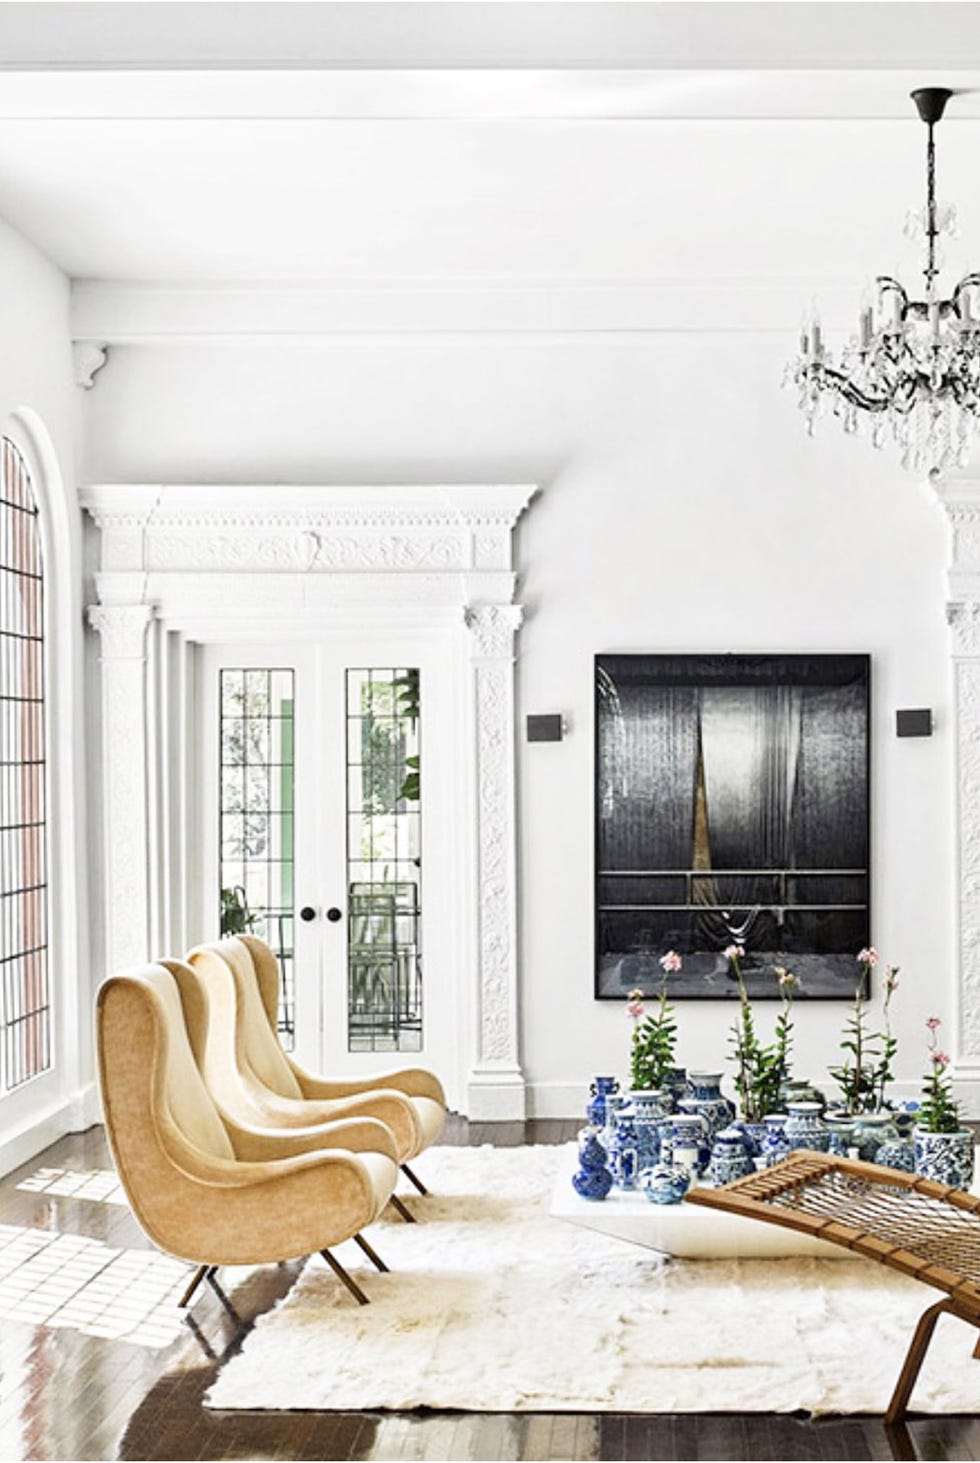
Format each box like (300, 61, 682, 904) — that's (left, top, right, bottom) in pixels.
(914, 1127, 976, 1190)
(761, 1113, 791, 1167)
(708, 1126, 755, 1186)
(662, 1112, 711, 1179)
(641, 1162, 691, 1206)
(607, 1109, 642, 1190)
(779, 1078, 827, 1113)
(685, 1072, 736, 1138)
(663, 1067, 689, 1111)
(572, 1132, 614, 1200)
(628, 1088, 672, 1169)
(586, 1076, 620, 1129)
(851, 1112, 895, 1163)
(874, 1131, 916, 1174)
(785, 1100, 830, 1153)
(823, 1111, 857, 1158)
(733, 1120, 768, 1158)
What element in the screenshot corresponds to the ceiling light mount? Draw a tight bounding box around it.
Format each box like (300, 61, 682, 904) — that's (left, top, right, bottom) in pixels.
(789, 86, 980, 476)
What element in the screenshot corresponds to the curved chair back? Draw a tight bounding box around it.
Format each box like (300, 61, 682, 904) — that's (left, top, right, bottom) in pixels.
(97, 964, 236, 1255)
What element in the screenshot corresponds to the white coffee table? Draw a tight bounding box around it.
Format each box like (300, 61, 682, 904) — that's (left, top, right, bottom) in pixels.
(549, 1144, 855, 1260)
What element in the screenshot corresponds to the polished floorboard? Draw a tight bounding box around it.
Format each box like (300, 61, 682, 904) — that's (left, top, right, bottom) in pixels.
(1, 1119, 979, 1462)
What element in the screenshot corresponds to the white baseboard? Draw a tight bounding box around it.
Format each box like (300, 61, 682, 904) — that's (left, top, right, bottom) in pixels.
(0, 1084, 98, 1180)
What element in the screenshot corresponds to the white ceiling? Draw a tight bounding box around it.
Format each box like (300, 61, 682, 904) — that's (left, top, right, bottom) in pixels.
(3, 2, 980, 286)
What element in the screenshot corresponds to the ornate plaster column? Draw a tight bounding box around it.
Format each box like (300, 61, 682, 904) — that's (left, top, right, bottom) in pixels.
(87, 603, 154, 971)
(939, 480, 980, 1110)
(464, 603, 526, 1119)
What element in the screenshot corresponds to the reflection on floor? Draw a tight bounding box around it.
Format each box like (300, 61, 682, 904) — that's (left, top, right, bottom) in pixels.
(1, 1118, 980, 1461)
(17, 1166, 127, 1206)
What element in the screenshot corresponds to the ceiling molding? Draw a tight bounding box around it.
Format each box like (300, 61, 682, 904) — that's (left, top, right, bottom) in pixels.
(70, 278, 864, 340)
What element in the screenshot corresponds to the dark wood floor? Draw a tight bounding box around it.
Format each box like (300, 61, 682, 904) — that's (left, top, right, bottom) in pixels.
(1, 1118, 979, 1462)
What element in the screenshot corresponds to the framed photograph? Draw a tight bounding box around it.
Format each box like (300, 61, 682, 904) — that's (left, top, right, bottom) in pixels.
(595, 653, 870, 1000)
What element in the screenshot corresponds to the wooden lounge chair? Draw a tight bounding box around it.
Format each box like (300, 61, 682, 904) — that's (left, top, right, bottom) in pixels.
(686, 1150, 980, 1422)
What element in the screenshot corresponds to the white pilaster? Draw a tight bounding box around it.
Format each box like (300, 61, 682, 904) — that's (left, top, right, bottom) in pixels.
(464, 603, 526, 1119)
(87, 603, 153, 972)
(937, 479, 980, 1113)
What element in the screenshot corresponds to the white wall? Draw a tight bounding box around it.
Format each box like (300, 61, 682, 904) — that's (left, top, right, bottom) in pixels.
(0, 214, 89, 1173)
(81, 328, 953, 1115)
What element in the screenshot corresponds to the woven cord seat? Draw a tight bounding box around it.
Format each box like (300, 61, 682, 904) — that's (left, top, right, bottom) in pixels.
(685, 1150, 980, 1421)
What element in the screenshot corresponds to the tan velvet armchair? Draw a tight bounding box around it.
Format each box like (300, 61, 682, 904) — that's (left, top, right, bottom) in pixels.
(183, 936, 446, 1203)
(97, 964, 399, 1308)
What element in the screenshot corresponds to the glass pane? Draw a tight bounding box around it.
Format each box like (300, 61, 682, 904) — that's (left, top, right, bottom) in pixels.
(0, 438, 51, 1092)
(345, 667, 422, 1053)
(218, 667, 296, 1051)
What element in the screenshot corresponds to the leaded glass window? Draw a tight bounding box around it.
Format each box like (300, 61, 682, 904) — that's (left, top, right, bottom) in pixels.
(219, 669, 296, 1048)
(0, 439, 50, 1092)
(346, 668, 421, 1053)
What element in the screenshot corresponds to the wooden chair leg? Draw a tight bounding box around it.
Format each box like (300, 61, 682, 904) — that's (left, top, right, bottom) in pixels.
(972, 1329, 980, 1361)
(885, 1299, 952, 1424)
(320, 1248, 370, 1305)
(177, 1264, 209, 1309)
(353, 1232, 389, 1272)
(400, 1162, 428, 1196)
(389, 1194, 417, 1223)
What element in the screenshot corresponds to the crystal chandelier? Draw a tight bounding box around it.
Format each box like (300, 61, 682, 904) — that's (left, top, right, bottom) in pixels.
(789, 87, 980, 476)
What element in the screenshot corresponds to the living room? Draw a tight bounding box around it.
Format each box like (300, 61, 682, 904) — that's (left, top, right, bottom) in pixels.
(1, 3, 979, 1459)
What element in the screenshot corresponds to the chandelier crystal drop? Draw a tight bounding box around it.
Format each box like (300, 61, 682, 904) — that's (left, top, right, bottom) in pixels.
(788, 88, 980, 476)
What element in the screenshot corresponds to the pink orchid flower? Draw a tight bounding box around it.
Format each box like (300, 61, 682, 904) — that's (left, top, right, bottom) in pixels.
(627, 1000, 645, 1019)
(659, 950, 682, 974)
(933, 1050, 951, 1067)
(926, 1016, 942, 1031)
(724, 943, 744, 961)
(857, 947, 879, 967)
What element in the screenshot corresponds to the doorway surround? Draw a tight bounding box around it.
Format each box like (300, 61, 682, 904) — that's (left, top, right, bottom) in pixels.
(80, 482, 537, 1120)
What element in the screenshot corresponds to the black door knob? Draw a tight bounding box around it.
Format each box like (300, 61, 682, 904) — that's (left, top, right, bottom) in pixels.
(299, 906, 317, 922)
(326, 906, 343, 923)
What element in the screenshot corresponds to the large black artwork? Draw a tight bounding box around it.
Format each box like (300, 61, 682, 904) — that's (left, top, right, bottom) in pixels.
(595, 654, 870, 1000)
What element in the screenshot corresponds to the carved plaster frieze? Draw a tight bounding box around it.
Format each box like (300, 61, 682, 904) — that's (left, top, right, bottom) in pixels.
(465, 604, 524, 660)
(146, 530, 466, 573)
(87, 604, 153, 661)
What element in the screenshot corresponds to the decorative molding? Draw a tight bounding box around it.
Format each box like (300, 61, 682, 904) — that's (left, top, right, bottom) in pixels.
(947, 602, 980, 657)
(71, 279, 866, 343)
(82, 484, 536, 1116)
(71, 341, 108, 389)
(464, 604, 524, 661)
(464, 602, 525, 1111)
(88, 602, 153, 659)
(87, 603, 153, 971)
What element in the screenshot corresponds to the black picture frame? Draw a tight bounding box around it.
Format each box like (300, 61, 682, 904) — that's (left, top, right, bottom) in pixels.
(594, 652, 871, 1001)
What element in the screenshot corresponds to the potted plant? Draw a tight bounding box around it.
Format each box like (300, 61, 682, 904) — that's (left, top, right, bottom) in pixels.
(914, 1017, 975, 1190)
(727, 946, 797, 1133)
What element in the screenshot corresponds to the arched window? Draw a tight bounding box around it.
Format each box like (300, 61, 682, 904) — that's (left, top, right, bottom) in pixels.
(0, 438, 49, 1092)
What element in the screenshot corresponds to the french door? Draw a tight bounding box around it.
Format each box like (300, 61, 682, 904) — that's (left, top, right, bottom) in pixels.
(198, 635, 461, 1099)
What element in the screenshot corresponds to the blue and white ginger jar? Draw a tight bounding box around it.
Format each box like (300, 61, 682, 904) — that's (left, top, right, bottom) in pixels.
(708, 1126, 755, 1186)
(685, 1072, 736, 1139)
(785, 1100, 830, 1153)
(761, 1113, 791, 1167)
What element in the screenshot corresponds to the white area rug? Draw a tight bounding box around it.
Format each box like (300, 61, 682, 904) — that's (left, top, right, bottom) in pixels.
(206, 1144, 980, 1416)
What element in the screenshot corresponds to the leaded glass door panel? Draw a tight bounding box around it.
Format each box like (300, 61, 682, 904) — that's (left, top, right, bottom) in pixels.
(200, 638, 458, 1089)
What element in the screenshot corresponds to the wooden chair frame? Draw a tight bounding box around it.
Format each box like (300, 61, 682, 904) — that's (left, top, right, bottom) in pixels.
(686, 1150, 980, 1422)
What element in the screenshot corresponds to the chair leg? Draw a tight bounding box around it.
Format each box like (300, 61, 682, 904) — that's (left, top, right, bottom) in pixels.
(972, 1329, 980, 1361)
(320, 1248, 370, 1305)
(353, 1232, 389, 1272)
(177, 1263, 210, 1309)
(885, 1299, 952, 1424)
(401, 1162, 428, 1196)
(389, 1194, 417, 1224)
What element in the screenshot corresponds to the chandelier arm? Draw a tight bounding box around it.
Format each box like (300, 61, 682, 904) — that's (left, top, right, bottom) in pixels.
(807, 365, 894, 413)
